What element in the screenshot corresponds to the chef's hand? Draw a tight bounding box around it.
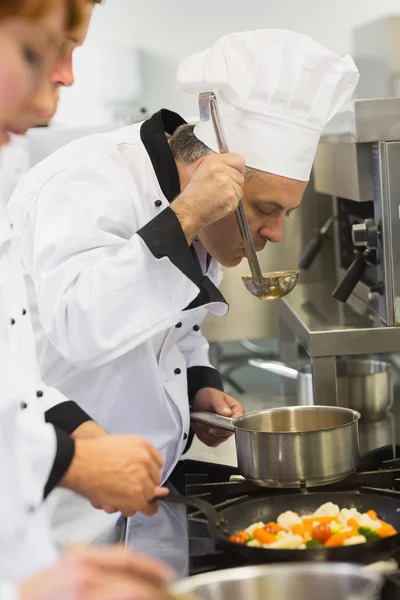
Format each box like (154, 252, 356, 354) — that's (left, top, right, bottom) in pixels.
(191, 388, 244, 447)
(19, 546, 173, 600)
(60, 435, 169, 517)
(171, 153, 245, 244)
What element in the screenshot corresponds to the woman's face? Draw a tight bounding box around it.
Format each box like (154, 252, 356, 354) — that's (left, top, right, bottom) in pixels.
(0, 4, 65, 146)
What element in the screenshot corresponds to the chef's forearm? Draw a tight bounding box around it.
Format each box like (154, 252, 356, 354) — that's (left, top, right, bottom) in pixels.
(71, 420, 108, 440)
(170, 197, 201, 245)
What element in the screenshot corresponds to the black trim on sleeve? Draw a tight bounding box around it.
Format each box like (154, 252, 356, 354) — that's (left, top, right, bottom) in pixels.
(45, 400, 93, 435)
(44, 427, 75, 499)
(187, 366, 224, 406)
(137, 208, 227, 307)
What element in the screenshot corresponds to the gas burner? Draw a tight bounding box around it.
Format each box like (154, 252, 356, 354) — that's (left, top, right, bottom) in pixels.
(167, 444, 400, 591)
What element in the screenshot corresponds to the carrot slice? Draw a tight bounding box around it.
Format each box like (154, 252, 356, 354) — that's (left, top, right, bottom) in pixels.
(324, 530, 356, 548)
(377, 520, 397, 538)
(253, 528, 277, 545)
(367, 510, 378, 520)
(292, 523, 305, 537)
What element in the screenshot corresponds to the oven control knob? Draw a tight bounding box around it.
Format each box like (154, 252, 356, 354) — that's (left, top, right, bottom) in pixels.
(352, 218, 378, 248)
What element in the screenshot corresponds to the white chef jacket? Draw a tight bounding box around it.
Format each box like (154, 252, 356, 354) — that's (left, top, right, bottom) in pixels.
(8, 109, 229, 543)
(0, 193, 61, 587)
(0, 165, 92, 586)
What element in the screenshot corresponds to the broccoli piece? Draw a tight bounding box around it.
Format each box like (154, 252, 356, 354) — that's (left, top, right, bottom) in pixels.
(306, 540, 323, 548)
(358, 526, 380, 540)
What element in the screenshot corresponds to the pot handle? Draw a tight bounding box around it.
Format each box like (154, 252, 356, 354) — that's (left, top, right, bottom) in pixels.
(248, 359, 299, 379)
(190, 412, 235, 432)
(161, 494, 228, 532)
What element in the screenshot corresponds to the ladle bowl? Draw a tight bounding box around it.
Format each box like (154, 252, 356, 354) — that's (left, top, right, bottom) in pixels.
(242, 269, 299, 300)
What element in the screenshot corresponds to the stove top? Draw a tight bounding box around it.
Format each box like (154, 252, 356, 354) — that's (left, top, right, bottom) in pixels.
(168, 446, 400, 600)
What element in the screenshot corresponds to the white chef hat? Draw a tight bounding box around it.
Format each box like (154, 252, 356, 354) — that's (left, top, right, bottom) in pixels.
(177, 29, 359, 181)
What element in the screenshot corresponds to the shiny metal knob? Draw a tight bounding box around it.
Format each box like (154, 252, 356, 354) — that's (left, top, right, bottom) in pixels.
(351, 218, 378, 248)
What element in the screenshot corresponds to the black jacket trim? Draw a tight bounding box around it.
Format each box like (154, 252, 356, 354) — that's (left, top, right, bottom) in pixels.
(140, 109, 184, 202)
(139, 109, 228, 310)
(45, 400, 93, 435)
(187, 366, 224, 406)
(137, 208, 227, 308)
(44, 427, 75, 498)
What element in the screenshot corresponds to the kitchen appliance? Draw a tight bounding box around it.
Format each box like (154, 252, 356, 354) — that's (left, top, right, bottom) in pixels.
(173, 563, 382, 600)
(275, 98, 400, 406)
(190, 406, 360, 487)
(248, 358, 393, 421)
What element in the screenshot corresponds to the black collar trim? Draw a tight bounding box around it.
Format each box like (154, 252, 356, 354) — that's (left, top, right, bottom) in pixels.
(140, 109, 185, 203)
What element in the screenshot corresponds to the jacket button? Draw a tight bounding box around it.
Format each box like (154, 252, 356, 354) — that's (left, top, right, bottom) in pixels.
(10, 318, 15, 325)
(193, 325, 200, 331)
(174, 368, 181, 375)
(22, 309, 27, 316)
(154, 200, 162, 207)
(20, 402, 28, 410)
(36, 390, 44, 398)
(175, 322, 182, 328)
(183, 433, 188, 440)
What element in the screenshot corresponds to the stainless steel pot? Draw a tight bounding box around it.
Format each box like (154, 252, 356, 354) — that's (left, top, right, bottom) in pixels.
(172, 563, 382, 600)
(249, 358, 393, 420)
(190, 406, 360, 487)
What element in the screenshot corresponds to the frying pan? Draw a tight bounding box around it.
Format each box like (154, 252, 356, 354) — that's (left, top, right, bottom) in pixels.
(163, 490, 400, 565)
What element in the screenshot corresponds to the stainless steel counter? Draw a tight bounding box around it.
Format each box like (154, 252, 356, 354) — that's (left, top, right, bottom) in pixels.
(276, 282, 400, 405)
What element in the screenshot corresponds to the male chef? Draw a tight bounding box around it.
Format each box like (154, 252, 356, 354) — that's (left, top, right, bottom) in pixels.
(9, 29, 359, 547)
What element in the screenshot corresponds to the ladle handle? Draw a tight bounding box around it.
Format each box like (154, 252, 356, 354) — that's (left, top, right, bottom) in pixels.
(208, 93, 263, 282)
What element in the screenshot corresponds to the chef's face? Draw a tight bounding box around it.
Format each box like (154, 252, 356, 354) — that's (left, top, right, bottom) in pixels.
(6, 1, 93, 133)
(198, 171, 308, 267)
(0, 6, 65, 146)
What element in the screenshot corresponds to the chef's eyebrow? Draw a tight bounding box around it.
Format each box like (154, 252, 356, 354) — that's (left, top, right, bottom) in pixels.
(257, 200, 285, 211)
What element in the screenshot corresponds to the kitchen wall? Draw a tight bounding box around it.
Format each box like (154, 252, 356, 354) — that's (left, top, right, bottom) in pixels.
(78, 0, 400, 118)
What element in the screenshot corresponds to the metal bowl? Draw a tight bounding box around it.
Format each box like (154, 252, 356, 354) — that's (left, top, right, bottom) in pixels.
(172, 563, 382, 600)
(242, 270, 299, 300)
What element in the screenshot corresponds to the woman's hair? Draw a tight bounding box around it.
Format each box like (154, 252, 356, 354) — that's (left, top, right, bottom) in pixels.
(0, 0, 85, 31)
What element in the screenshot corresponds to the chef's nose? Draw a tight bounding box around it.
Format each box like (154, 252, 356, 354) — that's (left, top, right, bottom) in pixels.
(259, 220, 284, 244)
(51, 54, 75, 88)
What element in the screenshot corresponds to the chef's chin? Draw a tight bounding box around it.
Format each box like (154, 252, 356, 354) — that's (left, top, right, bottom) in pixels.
(219, 254, 243, 268)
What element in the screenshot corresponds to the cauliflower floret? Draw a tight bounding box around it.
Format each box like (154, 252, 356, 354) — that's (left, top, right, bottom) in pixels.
(312, 502, 340, 518)
(338, 508, 362, 526)
(246, 539, 262, 548)
(359, 513, 382, 531)
(267, 534, 304, 549)
(245, 522, 265, 536)
(277, 511, 302, 531)
(343, 535, 367, 546)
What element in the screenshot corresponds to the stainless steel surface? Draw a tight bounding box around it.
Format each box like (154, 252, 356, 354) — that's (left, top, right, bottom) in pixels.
(358, 412, 396, 455)
(248, 359, 313, 405)
(352, 218, 378, 248)
(173, 563, 382, 600)
(192, 406, 360, 488)
(277, 282, 400, 356)
(242, 270, 299, 300)
(276, 282, 400, 405)
(314, 139, 373, 202)
(250, 357, 393, 420)
(324, 98, 400, 142)
(337, 359, 393, 421)
(199, 92, 264, 292)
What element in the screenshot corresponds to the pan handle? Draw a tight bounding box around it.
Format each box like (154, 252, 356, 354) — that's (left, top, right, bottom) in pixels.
(161, 494, 228, 531)
(248, 359, 299, 379)
(190, 412, 235, 432)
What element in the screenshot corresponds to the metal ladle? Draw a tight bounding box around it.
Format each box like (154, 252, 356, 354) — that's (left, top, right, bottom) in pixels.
(198, 91, 299, 300)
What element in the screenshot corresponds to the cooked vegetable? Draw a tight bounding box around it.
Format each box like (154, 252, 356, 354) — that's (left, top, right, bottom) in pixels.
(229, 502, 397, 550)
(306, 540, 323, 548)
(358, 526, 380, 540)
